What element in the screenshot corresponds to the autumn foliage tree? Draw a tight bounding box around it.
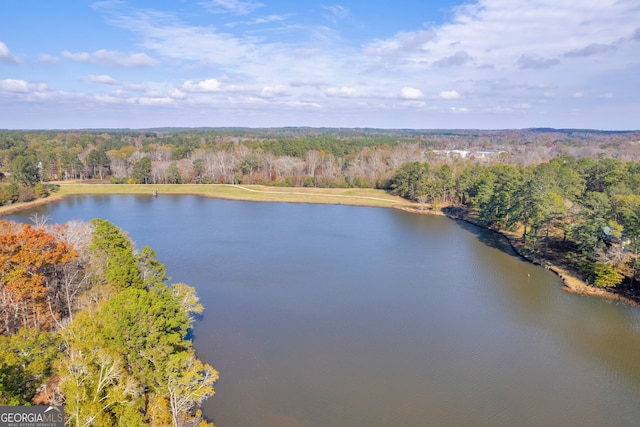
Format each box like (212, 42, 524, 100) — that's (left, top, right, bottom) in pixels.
(0, 222, 77, 334)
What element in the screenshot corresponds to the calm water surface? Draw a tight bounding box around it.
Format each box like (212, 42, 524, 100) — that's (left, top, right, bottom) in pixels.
(7, 195, 640, 426)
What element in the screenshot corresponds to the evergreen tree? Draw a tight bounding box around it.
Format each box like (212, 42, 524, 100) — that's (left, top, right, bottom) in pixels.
(89, 219, 143, 290)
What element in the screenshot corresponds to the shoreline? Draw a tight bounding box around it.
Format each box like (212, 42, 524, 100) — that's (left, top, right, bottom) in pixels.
(1, 183, 635, 306)
(396, 205, 638, 306)
(0, 195, 66, 216)
(441, 209, 639, 306)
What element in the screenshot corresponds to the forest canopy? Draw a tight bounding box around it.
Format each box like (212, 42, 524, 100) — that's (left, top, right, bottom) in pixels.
(0, 218, 217, 427)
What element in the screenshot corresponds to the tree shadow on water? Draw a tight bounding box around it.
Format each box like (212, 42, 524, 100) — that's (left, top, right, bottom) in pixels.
(443, 211, 525, 261)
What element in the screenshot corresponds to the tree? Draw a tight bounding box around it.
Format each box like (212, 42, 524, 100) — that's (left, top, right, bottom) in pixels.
(536, 191, 567, 258)
(192, 158, 205, 184)
(571, 191, 611, 262)
(59, 150, 84, 180)
(58, 310, 145, 427)
(57, 247, 214, 426)
(0, 328, 60, 405)
(593, 262, 624, 288)
(89, 219, 143, 290)
(612, 195, 640, 283)
(239, 153, 261, 183)
(0, 223, 77, 333)
(388, 162, 430, 201)
(171, 283, 203, 323)
(98, 287, 190, 387)
(131, 157, 152, 184)
(455, 163, 484, 205)
(137, 246, 170, 288)
(475, 165, 522, 228)
(165, 351, 217, 427)
(167, 162, 182, 184)
(86, 149, 111, 180)
(434, 164, 456, 203)
(47, 220, 95, 321)
(8, 155, 39, 186)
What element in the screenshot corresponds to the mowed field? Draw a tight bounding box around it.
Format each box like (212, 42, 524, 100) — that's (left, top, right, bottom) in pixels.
(0, 183, 414, 215)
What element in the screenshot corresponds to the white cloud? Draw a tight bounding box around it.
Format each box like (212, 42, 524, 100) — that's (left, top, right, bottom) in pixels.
(0, 41, 18, 63)
(438, 90, 461, 99)
(516, 55, 560, 69)
(38, 54, 59, 64)
(137, 97, 173, 105)
(400, 100, 426, 108)
(230, 14, 288, 26)
(400, 87, 424, 100)
(365, 31, 435, 57)
(5, 0, 640, 129)
(170, 89, 187, 99)
(198, 0, 263, 15)
(182, 79, 222, 92)
(94, 50, 156, 66)
(93, 94, 119, 104)
(600, 92, 614, 99)
(106, 7, 351, 100)
(260, 85, 288, 98)
(432, 51, 473, 67)
(111, 12, 252, 67)
(325, 86, 357, 98)
(62, 49, 156, 67)
(322, 5, 349, 25)
(0, 79, 48, 93)
(564, 43, 614, 58)
(89, 74, 119, 85)
(366, 0, 638, 76)
(61, 51, 91, 62)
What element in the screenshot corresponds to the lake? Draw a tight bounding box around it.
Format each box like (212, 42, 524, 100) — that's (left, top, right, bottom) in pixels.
(6, 194, 640, 426)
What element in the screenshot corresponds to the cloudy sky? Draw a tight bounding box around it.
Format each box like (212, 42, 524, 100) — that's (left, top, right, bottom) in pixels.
(1, 0, 639, 129)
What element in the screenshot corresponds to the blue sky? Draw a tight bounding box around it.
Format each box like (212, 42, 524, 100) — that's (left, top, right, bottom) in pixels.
(1, 0, 639, 129)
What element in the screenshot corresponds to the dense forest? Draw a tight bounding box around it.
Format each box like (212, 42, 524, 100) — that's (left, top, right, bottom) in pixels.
(0, 217, 217, 427)
(0, 128, 638, 195)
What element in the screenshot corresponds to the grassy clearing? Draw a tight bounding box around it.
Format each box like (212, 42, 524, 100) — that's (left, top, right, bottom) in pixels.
(46, 182, 413, 208)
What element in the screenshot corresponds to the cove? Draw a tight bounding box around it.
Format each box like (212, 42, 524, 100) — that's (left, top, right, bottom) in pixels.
(6, 194, 640, 427)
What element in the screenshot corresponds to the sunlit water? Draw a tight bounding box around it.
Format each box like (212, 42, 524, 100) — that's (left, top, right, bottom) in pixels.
(7, 195, 640, 426)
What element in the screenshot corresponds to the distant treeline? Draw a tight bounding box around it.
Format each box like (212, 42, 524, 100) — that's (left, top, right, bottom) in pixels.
(0, 128, 638, 194)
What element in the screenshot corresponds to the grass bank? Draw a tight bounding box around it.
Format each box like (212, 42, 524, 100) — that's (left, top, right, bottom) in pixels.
(0, 183, 412, 216)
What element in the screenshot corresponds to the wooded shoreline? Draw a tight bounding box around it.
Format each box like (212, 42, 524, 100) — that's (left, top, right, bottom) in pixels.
(1, 182, 635, 306)
(438, 208, 639, 306)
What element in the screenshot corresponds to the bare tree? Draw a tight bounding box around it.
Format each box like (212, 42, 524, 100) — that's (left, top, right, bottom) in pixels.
(305, 150, 321, 178)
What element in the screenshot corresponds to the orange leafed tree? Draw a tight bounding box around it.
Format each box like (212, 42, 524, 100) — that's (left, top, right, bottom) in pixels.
(0, 221, 77, 334)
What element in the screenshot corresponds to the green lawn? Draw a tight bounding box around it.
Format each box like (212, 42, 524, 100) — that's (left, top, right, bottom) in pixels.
(51, 183, 413, 208)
